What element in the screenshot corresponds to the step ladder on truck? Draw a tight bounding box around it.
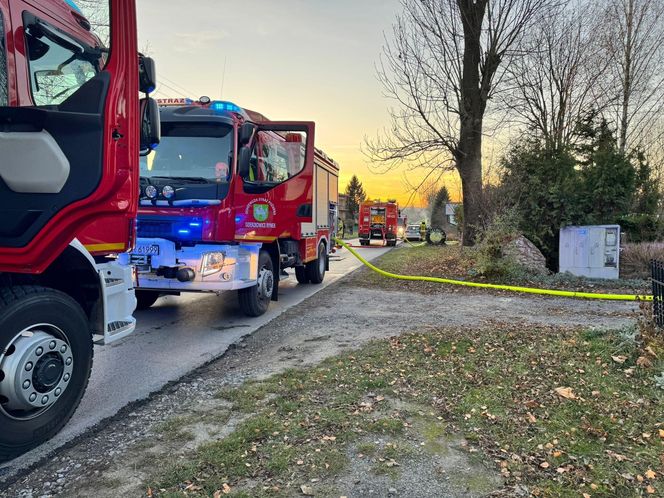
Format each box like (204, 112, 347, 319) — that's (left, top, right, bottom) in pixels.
(0, 0, 159, 461)
(118, 97, 340, 316)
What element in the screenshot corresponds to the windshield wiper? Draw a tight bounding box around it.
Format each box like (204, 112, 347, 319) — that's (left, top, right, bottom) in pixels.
(149, 176, 212, 184)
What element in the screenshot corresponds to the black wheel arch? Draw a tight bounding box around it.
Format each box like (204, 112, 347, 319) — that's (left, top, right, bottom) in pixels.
(0, 246, 102, 335)
(262, 241, 280, 302)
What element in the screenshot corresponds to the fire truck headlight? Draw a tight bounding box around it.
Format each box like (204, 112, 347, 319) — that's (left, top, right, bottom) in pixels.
(201, 252, 225, 277)
(398, 226, 405, 236)
(162, 185, 175, 200)
(145, 185, 158, 199)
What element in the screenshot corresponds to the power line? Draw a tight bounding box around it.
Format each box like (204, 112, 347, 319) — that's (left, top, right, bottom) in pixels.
(157, 80, 194, 98)
(159, 75, 198, 98)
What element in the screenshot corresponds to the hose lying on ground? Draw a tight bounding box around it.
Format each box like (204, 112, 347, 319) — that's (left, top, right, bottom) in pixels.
(335, 238, 653, 302)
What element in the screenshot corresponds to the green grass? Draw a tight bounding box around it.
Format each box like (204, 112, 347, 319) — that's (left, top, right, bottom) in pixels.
(349, 244, 651, 295)
(149, 320, 663, 497)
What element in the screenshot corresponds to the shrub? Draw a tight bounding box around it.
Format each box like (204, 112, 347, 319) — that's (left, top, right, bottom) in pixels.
(475, 211, 525, 279)
(619, 213, 661, 243)
(620, 242, 664, 279)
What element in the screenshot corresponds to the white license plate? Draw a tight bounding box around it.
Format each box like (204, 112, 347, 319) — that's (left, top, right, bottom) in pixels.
(134, 244, 160, 256)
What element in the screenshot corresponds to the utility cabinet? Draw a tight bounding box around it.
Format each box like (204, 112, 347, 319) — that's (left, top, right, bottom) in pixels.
(559, 225, 620, 279)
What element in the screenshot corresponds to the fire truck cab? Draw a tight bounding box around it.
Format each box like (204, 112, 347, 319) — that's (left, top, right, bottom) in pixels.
(119, 98, 339, 316)
(0, 0, 157, 461)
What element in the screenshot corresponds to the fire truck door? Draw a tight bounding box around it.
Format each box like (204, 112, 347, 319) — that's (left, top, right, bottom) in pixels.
(0, 1, 111, 249)
(235, 122, 315, 241)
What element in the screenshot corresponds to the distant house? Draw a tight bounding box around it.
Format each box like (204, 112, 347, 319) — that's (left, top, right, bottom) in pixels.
(446, 203, 461, 226)
(338, 193, 348, 223)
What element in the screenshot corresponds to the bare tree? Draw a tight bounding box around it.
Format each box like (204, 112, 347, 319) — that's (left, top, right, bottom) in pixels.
(366, 0, 559, 245)
(599, 0, 664, 153)
(505, 2, 606, 151)
(75, 1, 111, 46)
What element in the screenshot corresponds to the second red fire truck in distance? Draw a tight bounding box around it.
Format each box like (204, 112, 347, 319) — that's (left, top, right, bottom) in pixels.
(119, 98, 340, 316)
(358, 200, 402, 246)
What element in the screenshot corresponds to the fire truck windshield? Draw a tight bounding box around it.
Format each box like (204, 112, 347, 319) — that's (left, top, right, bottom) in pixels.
(140, 123, 234, 183)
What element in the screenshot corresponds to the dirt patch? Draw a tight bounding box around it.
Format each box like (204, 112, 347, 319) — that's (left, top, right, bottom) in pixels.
(0, 279, 641, 498)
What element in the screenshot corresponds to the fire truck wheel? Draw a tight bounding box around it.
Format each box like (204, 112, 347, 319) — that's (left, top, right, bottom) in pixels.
(307, 243, 327, 284)
(135, 290, 161, 310)
(295, 266, 310, 284)
(239, 251, 274, 317)
(0, 285, 93, 462)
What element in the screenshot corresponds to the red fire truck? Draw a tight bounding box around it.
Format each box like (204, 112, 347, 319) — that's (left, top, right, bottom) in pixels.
(118, 98, 339, 316)
(0, 0, 158, 460)
(358, 200, 400, 246)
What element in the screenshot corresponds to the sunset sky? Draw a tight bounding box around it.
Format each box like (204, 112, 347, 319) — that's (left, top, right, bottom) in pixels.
(136, 0, 459, 206)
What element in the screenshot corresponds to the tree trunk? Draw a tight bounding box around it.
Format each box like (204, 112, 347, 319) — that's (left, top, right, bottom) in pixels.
(457, 132, 483, 246)
(619, 0, 635, 154)
(457, 0, 487, 246)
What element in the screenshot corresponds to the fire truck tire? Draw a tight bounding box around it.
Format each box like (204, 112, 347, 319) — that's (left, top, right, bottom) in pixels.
(306, 243, 327, 284)
(135, 290, 160, 310)
(239, 251, 274, 317)
(0, 285, 93, 463)
(295, 266, 310, 284)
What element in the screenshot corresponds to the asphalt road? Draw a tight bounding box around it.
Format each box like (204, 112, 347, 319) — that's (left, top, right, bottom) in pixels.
(0, 239, 393, 479)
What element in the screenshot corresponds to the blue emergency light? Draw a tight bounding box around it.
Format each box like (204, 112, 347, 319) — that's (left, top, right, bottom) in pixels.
(210, 101, 242, 113)
(64, 0, 82, 13)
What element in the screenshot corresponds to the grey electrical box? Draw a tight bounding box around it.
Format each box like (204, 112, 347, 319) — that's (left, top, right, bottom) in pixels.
(559, 225, 620, 279)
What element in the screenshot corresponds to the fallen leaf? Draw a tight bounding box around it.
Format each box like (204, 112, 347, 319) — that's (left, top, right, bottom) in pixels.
(297, 460, 304, 465)
(554, 387, 576, 400)
(637, 356, 653, 367)
(540, 461, 550, 469)
(526, 412, 537, 424)
(583, 494, 591, 498)
(646, 485, 656, 494)
(606, 450, 629, 462)
(223, 483, 231, 495)
(645, 469, 657, 480)
(553, 451, 562, 458)
(301, 484, 315, 496)
(590, 484, 598, 490)
(659, 429, 664, 439)
(612, 355, 627, 364)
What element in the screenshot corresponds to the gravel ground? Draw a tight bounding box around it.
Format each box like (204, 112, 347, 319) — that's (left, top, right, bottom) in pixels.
(0, 277, 639, 498)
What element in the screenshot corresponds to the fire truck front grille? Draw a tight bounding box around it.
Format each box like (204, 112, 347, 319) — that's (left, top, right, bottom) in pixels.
(138, 220, 174, 238)
(137, 217, 204, 242)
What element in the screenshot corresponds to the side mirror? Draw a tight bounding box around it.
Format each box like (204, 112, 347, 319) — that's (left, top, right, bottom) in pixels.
(238, 146, 252, 179)
(239, 122, 256, 146)
(140, 97, 160, 156)
(139, 56, 157, 95)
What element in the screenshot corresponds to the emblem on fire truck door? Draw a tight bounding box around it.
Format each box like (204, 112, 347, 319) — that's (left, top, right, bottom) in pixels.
(253, 203, 270, 222)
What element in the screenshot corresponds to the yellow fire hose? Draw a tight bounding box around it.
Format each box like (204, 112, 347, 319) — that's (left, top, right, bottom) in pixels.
(335, 238, 653, 302)
(401, 238, 427, 248)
